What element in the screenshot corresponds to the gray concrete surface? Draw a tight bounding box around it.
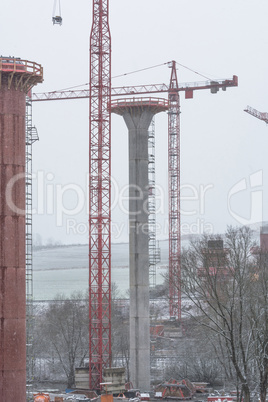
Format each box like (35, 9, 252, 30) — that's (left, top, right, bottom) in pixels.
(125, 108, 153, 391)
(111, 99, 168, 391)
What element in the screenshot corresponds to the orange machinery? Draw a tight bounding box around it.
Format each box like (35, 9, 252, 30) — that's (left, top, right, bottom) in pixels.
(33, 393, 50, 402)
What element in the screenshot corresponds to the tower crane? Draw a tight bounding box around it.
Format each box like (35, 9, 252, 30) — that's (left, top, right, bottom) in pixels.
(244, 105, 268, 124)
(32, 1, 238, 388)
(33, 74, 237, 101)
(32, 71, 238, 328)
(18, 0, 238, 391)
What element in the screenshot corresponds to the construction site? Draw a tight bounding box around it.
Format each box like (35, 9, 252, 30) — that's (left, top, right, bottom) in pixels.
(1, 0, 268, 402)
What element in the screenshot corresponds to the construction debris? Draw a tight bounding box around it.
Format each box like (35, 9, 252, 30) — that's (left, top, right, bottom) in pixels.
(207, 395, 234, 402)
(154, 378, 195, 399)
(74, 367, 126, 394)
(192, 383, 210, 393)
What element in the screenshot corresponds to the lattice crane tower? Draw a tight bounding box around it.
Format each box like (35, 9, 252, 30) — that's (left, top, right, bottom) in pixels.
(89, 0, 112, 390)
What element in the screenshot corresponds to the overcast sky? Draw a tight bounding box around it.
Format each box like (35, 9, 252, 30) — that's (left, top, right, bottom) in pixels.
(1, 0, 268, 245)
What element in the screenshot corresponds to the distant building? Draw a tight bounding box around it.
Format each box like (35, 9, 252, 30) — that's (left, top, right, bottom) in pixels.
(198, 239, 231, 280)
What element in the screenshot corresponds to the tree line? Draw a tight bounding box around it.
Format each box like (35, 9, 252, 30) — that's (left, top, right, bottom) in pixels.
(179, 226, 268, 402)
(32, 226, 268, 402)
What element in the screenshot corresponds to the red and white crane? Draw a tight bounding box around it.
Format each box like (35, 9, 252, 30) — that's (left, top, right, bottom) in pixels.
(31, 3, 239, 385)
(244, 105, 268, 124)
(33, 75, 237, 101)
(18, 0, 238, 391)
(32, 71, 238, 326)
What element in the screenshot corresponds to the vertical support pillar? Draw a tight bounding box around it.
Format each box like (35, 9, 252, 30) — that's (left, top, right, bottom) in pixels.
(111, 98, 168, 391)
(126, 109, 152, 391)
(0, 57, 42, 402)
(0, 82, 27, 402)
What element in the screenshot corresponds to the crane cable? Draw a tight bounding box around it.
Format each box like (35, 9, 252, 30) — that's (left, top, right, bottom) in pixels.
(175, 61, 211, 81)
(112, 62, 169, 79)
(52, 61, 214, 92)
(54, 62, 169, 91)
(52, 0, 61, 18)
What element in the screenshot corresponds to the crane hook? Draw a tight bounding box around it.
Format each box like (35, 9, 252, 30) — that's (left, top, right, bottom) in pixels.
(52, 0, 62, 25)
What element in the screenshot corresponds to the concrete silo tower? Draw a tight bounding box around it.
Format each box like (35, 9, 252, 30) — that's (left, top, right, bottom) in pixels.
(0, 57, 43, 401)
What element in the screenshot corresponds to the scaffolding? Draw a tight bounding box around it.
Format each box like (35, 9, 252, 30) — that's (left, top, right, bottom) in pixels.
(25, 94, 39, 399)
(168, 62, 181, 319)
(148, 117, 161, 288)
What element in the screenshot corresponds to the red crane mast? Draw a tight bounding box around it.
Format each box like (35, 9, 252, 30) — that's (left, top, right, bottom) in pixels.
(89, 0, 111, 389)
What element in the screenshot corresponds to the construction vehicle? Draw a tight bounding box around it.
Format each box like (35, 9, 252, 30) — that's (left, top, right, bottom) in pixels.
(34, 392, 51, 402)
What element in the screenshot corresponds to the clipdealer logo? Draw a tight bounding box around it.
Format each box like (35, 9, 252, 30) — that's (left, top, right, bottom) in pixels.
(227, 170, 263, 225)
(5, 169, 264, 238)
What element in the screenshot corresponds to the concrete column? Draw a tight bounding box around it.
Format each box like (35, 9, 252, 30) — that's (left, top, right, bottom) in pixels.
(124, 109, 153, 391)
(0, 81, 27, 402)
(111, 99, 168, 391)
(0, 57, 43, 402)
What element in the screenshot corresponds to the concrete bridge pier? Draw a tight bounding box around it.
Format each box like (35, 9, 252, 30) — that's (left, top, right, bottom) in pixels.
(111, 98, 168, 391)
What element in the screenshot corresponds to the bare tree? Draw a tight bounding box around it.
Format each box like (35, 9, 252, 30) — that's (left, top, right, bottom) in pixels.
(179, 226, 268, 402)
(35, 291, 89, 388)
(163, 334, 222, 385)
(111, 283, 130, 381)
(34, 283, 129, 387)
(248, 249, 268, 402)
